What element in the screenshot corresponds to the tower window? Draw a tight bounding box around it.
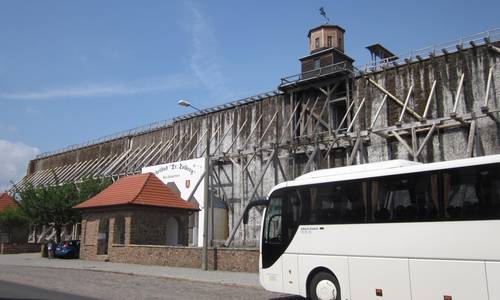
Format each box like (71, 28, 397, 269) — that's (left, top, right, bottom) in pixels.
(315, 37, 320, 49)
(327, 36, 333, 47)
(314, 59, 320, 70)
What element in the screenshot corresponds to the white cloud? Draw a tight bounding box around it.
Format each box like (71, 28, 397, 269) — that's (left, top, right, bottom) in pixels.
(186, 2, 234, 102)
(0, 75, 191, 101)
(0, 139, 39, 192)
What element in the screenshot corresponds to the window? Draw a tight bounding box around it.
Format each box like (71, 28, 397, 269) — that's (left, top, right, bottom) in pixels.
(371, 173, 439, 222)
(315, 37, 320, 49)
(443, 165, 500, 220)
(264, 196, 283, 243)
(327, 36, 333, 47)
(314, 59, 320, 70)
(293, 181, 368, 225)
(113, 216, 125, 245)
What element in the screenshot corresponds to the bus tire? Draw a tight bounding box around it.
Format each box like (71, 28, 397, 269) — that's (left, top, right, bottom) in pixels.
(309, 271, 340, 300)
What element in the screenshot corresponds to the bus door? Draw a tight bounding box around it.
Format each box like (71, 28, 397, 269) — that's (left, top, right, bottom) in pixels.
(261, 193, 286, 292)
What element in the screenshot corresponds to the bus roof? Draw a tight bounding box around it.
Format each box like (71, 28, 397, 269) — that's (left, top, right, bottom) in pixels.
(269, 154, 500, 195)
(295, 159, 421, 180)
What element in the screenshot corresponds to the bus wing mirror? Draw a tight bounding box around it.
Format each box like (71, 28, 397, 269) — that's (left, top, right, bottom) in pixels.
(243, 199, 269, 225)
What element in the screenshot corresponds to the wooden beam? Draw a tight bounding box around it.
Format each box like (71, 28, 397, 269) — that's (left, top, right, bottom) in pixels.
(391, 130, 415, 156)
(411, 127, 418, 162)
(368, 78, 422, 120)
(347, 98, 366, 133)
(399, 85, 413, 122)
(347, 134, 362, 166)
(423, 81, 437, 119)
(466, 120, 476, 157)
(452, 73, 465, 114)
(369, 95, 388, 129)
(415, 123, 437, 158)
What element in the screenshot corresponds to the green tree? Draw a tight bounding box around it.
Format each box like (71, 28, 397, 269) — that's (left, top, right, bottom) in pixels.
(0, 206, 29, 243)
(18, 176, 111, 243)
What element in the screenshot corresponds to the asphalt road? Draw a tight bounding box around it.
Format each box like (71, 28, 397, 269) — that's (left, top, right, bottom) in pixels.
(0, 279, 96, 300)
(0, 265, 302, 300)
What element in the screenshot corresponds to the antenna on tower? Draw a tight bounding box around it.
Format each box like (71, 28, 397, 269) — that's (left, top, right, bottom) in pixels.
(319, 7, 330, 24)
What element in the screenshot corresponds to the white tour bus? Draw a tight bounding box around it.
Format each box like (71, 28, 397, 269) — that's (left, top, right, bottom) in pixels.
(257, 154, 500, 300)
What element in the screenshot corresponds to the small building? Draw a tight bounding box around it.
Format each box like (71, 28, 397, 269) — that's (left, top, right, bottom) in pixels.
(0, 193, 27, 244)
(74, 173, 199, 260)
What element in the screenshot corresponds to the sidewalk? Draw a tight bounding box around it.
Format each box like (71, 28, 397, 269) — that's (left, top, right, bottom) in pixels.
(0, 253, 260, 288)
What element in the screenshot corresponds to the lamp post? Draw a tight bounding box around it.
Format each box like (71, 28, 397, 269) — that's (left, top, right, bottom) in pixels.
(178, 100, 210, 271)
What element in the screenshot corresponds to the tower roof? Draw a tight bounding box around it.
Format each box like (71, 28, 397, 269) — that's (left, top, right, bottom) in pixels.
(307, 24, 345, 37)
(74, 173, 199, 210)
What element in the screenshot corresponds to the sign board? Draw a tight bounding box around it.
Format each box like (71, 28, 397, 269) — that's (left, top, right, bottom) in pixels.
(142, 157, 205, 246)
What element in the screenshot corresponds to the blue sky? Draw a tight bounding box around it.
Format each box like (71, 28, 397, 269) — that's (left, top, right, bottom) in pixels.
(0, 0, 499, 189)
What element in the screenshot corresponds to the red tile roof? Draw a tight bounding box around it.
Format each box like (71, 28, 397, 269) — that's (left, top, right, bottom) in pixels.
(0, 193, 19, 212)
(74, 173, 199, 210)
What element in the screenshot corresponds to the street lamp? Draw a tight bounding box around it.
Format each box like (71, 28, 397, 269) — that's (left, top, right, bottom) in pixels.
(178, 99, 202, 112)
(178, 99, 210, 271)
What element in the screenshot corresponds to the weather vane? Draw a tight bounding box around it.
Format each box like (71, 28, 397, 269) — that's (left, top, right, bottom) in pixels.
(319, 7, 330, 24)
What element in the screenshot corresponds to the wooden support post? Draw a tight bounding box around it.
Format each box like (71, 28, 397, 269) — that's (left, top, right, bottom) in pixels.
(452, 73, 465, 114)
(423, 81, 437, 119)
(302, 145, 320, 174)
(391, 130, 415, 157)
(313, 93, 332, 134)
(334, 101, 356, 135)
(224, 119, 248, 154)
(411, 127, 418, 162)
(300, 96, 320, 137)
(224, 150, 276, 247)
(259, 112, 279, 146)
(466, 120, 476, 157)
(415, 123, 437, 158)
(292, 97, 312, 139)
(398, 85, 414, 123)
(482, 66, 494, 109)
(241, 114, 263, 149)
(278, 101, 301, 145)
(212, 120, 236, 154)
(346, 98, 366, 133)
(347, 133, 362, 166)
(175, 129, 200, 161)
(370, 95, 388, 129)
(368, 78, 422, 120)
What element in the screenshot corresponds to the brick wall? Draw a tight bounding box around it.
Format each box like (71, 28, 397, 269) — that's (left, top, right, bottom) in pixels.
(81, 243, 259, 273)
(0, 243, 41, 254)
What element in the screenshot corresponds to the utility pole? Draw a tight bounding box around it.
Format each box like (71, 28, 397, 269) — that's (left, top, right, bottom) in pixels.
(177, 99, 210, 271)
(201, 116, 211, 270)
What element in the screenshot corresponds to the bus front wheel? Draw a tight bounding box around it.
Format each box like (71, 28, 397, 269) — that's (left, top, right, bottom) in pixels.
(309, 271, 340, 300)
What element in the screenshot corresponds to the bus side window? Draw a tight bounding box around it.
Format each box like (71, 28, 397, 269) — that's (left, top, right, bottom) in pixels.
(475, 167, 500, 218)
(414, 173, 439, 220)
(444, 168, 480, 220)
(308, 182, 366, 225)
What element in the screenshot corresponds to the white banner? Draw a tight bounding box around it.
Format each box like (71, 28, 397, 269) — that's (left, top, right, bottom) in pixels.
(142, 157, 205, 246)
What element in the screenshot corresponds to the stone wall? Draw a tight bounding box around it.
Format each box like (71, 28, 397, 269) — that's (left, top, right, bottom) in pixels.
(81, 243, 259, 273)
(0, 243, 41, 254)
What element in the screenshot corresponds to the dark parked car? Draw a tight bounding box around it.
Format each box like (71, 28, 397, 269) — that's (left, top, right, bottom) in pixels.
(55, 240, 80, 258)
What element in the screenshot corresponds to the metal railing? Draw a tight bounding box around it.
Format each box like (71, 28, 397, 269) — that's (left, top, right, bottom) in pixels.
(36, 90, 282, 159)
(356, 28, 500, 75)
(281, 61, 352, 86)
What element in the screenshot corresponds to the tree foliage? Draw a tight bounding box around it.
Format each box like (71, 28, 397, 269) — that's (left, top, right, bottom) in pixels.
(0, 206, 29, 229)
(17, 176, 111, 242)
